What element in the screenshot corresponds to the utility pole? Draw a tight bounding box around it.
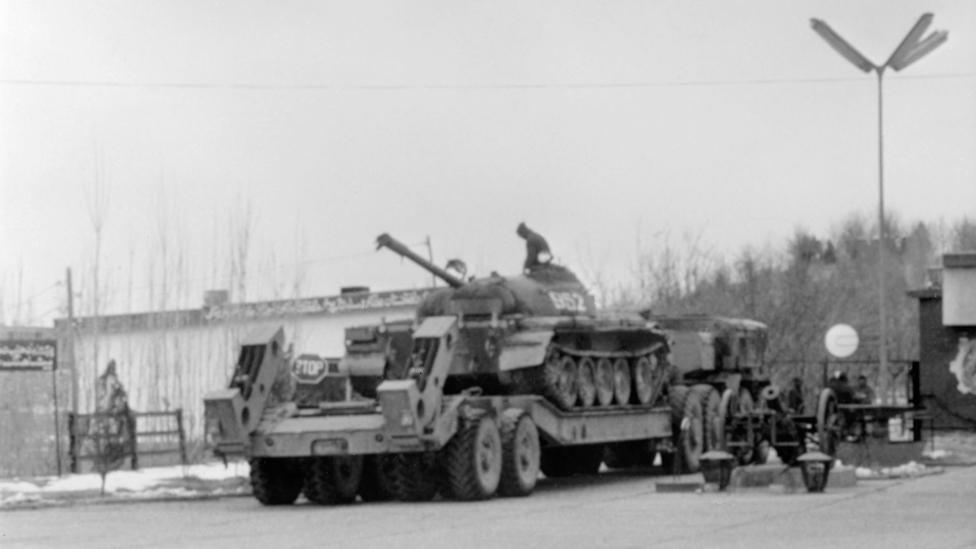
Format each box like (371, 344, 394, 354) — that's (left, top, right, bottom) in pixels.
(66, 267, 77, 416)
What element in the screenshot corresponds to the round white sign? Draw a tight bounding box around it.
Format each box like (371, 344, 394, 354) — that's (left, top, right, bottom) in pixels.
(825, 324, 859, 358)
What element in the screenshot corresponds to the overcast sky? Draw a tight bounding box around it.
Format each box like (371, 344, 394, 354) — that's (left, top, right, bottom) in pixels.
(1, 0, 974, 323)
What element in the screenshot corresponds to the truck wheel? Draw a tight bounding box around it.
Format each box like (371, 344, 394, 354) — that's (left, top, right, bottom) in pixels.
(250, 457, 303, 506)
(303, 456, 363, 504)
(691, 385, 722, 452)
(443, 416, 503, 500)
(392, 452, 440, 501)
(719, 388, 756, 465)
(612, 358, 632, 405)
(593, 357, 615, 406)
(577, 357, 597, 407)
(544, 353, 579, 410)
(359, 454, 397, 502)
(498, 411, 540, 497)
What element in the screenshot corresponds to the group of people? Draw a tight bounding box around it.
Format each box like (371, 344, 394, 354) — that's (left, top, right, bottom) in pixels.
(783, 371, 876, 415)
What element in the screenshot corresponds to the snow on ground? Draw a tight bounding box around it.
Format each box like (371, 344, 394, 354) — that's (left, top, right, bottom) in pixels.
(0, 461, 250, 509)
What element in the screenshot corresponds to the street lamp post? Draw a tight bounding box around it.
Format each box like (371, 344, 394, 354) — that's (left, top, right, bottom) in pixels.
(811, 14, 947, 403)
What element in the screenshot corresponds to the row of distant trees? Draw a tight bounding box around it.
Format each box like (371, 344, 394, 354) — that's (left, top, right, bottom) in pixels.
(588, 214, 976, 392)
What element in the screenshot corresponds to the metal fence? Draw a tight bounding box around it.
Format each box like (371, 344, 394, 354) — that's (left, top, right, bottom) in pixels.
(68, 410, 188, 473)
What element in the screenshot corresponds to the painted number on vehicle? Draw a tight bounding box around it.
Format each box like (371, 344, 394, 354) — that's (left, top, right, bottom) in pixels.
(292, 354, 328, 384)
(547, 291, 587, 313)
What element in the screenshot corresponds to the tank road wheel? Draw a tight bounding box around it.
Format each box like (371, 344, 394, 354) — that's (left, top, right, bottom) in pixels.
(544, 352, 579, 410)
(577, 357, 597, 408)
(249, 457, 304, 506)
(817, 389, 842, 456)
(498, 410, 541, 497)
(303, 456, 363, 505)
(443, 416, 503, 501)
(359, 454, 397, 502)
(593, 357, 615, 407)
(392, 452, 441, 502)
(632, 355, 665, 405)
(611, 358, 632, 405)
(691, 385, 722, 452)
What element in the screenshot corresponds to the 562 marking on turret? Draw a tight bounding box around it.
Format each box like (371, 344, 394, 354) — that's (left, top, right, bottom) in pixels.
(546, 291, 587, 313)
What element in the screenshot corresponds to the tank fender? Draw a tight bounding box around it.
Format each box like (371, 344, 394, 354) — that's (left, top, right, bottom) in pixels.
(498, 330, 554, 371)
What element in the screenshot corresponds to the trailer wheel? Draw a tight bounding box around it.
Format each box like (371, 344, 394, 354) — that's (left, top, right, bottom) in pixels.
(359, 454, 397, 502)
(544, 352, 579, 410)
(611, 358, 632, 405)
(303, 456, 363, 505)
(593, 357, 615, 406)
(691, 385, 722, 452)
(443, 416, 503, 500)
(250, 457, 303, 506)
(498, 411, 540, 497)
(577, 357, 597, 408)
(392, 452, 440, 501)
(817, 388, 841, 456)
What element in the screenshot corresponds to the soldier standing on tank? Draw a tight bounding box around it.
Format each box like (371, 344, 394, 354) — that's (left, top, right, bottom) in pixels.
(517, 222, 551, 272)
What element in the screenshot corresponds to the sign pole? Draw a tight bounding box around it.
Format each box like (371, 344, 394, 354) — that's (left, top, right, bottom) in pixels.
(66, 267, 77, 417)
(51, 361, 62, 476)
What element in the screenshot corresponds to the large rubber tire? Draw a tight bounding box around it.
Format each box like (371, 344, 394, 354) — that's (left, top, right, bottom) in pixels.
(718, 388, 757, 465)
(359, 454, 397, 502)
(442, 416, 503, 501)
(250, 457, 304, 506)
(612, 358, 632, 405)
(691, 384, 722, 452)
(498, 411, 540, 497)
(303, 456, 363, 505)
(593, 357, 615, 407)
(576, 357, 597, 408)
(392, 452, 440, 501)
(544, 352, 578, 410)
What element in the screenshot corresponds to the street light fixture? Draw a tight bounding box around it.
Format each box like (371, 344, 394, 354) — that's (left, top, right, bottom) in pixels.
(810, 14, 947, 403)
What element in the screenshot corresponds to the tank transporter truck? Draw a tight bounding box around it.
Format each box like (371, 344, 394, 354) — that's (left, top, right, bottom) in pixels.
(203, 233, 696, 505)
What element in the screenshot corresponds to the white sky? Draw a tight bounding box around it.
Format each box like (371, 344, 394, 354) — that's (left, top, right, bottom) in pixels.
(1, 1, 974, 322)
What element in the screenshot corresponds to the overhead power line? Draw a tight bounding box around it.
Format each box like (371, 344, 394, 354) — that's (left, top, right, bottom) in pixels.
(0, 72, 973, 92)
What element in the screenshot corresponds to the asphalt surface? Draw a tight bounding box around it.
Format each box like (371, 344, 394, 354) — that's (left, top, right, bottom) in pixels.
(1, 466, 974, 549)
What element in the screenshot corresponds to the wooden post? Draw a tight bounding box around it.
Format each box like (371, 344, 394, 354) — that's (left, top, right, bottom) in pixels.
(176, 409, 188, 466)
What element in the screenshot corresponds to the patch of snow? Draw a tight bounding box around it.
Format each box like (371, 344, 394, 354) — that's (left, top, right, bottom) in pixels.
(855, 460, 932, 479)
(923, 448, 950, 459)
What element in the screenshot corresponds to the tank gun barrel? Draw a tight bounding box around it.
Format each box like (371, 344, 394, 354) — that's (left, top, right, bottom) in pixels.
(376, 233, 464, 288)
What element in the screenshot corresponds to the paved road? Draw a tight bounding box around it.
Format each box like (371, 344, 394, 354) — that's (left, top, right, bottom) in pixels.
(2, 466, 974, 549)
